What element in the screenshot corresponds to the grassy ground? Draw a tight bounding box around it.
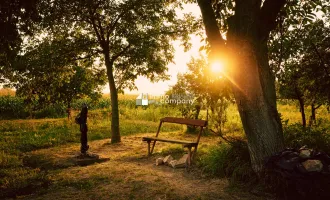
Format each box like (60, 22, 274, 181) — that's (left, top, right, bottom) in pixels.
(0, 100, 329, 199)
(2, 133, 269, 200)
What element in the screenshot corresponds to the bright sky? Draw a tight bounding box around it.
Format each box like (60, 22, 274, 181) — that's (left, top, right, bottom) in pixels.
(103, 4, 202, 95)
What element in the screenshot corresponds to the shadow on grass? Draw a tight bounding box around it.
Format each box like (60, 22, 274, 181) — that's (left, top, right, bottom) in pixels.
(23, 154, 110, 170)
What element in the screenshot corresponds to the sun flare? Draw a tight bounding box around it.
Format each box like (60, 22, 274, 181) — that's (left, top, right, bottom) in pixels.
(211, 61, 224, 73)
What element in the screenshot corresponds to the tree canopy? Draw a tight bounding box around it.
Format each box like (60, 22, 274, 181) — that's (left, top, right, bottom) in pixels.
(0, 0, 40, 83)
(33, 0, 196, 142)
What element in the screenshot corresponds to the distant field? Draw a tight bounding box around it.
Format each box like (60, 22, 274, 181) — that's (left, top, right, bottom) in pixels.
(103, 93, 139, 100)
(0, 88, 15, 96)
(278, 102, 330, 125)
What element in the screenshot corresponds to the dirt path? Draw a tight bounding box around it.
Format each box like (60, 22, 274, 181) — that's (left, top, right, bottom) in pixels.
(17, 133, 270, 200)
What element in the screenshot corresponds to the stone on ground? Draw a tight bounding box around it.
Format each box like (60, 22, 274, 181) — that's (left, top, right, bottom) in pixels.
(174, 154, 189, 168)
(163, 155, 173, 165)
(302, 159, 323, 172)
(156, 157, 164, 166)
(169, 160, 177, 168)
(299, 149, 311, 159)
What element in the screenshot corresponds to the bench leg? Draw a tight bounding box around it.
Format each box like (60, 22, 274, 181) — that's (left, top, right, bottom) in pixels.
(191, 145, 198, 160)
(187, 146, 192, 167)
(150, 140, 157, 155)
(147, 141, 151, 156)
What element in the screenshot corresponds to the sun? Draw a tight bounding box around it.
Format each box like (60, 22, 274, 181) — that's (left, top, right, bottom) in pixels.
(211, 61, 224, 73)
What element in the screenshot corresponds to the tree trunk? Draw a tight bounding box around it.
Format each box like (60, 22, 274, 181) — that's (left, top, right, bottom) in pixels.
(104, 53, 121, 143)
(309, 103, 314, 126)
(67, 102, 71, 120)
(227, 38, 284, 173)
(197, 0, 285, 174)
(194, 104, 201, 119)
(226, 17, 284, 173)
(309, 103, 320, 126)
(297, 97, 306, 127)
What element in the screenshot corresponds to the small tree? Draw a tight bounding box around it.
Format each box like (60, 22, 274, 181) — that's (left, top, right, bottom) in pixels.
(170, 55, 232, 134)
(276, 20, 330, 126)
(42, 0, 194, 143)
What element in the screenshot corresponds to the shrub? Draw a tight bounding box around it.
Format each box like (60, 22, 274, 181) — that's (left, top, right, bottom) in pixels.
(0, 96, 28, 119)
(284, 123, 330, 154)
(198, 136, 256, 183)
(34, 104, 66, 119)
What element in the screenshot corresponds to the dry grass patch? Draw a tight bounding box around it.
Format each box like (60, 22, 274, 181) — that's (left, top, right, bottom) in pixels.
(15, 134, 269, 200)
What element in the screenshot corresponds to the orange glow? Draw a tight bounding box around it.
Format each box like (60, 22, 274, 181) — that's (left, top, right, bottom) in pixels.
(210, 61, 224, 73)
(209, 58, 245, 96)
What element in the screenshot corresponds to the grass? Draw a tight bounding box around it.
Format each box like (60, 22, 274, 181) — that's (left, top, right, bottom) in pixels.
(1, 97, 330, 199)
(0, 108, 182, 198)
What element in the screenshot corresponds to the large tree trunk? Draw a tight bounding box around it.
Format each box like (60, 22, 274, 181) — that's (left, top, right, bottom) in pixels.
(197, 0, 285, 173)
(227, 37, 284, 173)
(104, 53, 121, 143)
(227, 2, 284, 174)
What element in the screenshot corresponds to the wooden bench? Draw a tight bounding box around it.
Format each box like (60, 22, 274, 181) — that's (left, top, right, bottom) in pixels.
(142, 117, 208, 166)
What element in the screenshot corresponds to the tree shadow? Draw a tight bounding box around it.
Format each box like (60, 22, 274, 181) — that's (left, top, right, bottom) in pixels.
(23, 153, 110, 170)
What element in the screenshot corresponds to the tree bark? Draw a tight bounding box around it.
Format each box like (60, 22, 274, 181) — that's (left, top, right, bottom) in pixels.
(67, 102, 71, 120)
(227, 38, 284, 173)
(104, 52, 121, 143)
(309, 103, 320, 126)
(297, 97, 306, 127)
(197, 0, 285, 173)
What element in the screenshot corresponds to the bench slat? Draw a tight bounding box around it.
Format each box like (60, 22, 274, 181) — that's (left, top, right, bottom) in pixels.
(142, 137, 197, 145)
(161, 117, 207, 127)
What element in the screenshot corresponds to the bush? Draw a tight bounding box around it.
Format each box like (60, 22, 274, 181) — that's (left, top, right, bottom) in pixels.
(0, 96, 28, 119)
(34, 104, 66, 119)
(284, 123, 330, 154)
(198, 136, 256, 183)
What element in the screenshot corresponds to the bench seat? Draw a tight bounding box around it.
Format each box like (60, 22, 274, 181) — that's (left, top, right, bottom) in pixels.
(142, 137, 197, 146)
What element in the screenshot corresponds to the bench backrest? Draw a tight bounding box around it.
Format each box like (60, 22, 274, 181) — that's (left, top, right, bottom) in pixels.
(161, 117, 208, 127)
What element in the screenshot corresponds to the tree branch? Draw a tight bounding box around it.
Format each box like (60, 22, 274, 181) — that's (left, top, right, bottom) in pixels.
(311, 42, 329, 76)
(110, 44, 131, 63)
(106, 11, 126, 42)
(106, 1, 140, 43)
(88, 14, 102, 44)
(260, 0, 286, 37)
(96, 17, 106, 42)
(196, 0, 225, 59)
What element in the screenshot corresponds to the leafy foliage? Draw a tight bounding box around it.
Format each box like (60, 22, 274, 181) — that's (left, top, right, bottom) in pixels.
(0, 0, 40, 83)
(284, 123, 330, 154)
(6, 36, 107, 115)
(0, 96, 27, 119)
(168, 55, 232, 133)
(40, 0, 195, 92)
(35, 0, 197, 141)
(274, 18, 330, 125)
